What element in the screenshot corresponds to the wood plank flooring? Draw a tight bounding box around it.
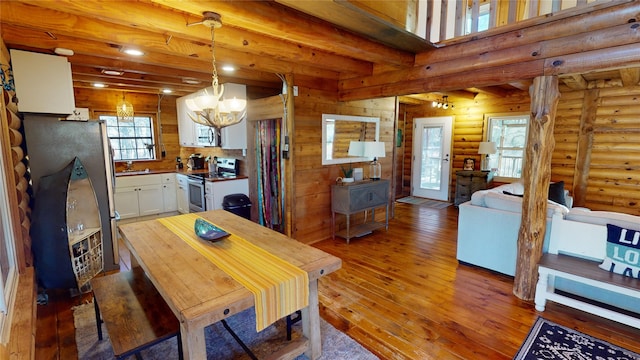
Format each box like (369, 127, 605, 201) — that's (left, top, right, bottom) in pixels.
(36, 203, 640, 359)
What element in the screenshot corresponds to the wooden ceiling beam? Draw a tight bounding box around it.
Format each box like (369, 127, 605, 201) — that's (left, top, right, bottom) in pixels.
(147, 0, 415, 67)
(1, 2, 372, 77)
(467, 86, 514, 97)
(619, 68, 640, 87)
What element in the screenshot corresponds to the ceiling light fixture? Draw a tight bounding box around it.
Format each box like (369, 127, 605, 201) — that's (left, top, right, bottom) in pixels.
(221, 65, 235, 72)
(93, 83, 107, 88)
(185, 11, 247, 143)
(121, 48, 144, 56)
(116, 92, 134, 122)
(101, 69, 124, 76)
(182, 78, 201, 85)
(431, 95, 453, 109)
(162, 89, 172, 94)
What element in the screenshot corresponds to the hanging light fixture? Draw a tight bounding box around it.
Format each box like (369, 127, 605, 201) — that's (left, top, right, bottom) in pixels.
(116, 92, 134, 122)
(431, 95, 453, 109)
(186, 11, 247, 143)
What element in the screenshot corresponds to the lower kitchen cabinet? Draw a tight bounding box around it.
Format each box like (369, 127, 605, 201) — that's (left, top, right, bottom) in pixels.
(115, 174, 165, 219)
(205, 178, 249, 210)
(161, 174, 177, 212)
(176, 174, 189, 214)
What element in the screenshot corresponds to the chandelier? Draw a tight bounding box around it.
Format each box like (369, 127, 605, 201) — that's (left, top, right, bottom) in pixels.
(431, 95, 453, 109)
(186, 12, 247, 136)
(116, 92, 134, 122)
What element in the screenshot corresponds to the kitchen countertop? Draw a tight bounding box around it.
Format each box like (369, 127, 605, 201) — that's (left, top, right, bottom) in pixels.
(116, 168, 247, 182)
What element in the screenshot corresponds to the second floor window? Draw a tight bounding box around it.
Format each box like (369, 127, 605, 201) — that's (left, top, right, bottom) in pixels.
(99, 114, 156, 161)
(486, 114, 529, 180)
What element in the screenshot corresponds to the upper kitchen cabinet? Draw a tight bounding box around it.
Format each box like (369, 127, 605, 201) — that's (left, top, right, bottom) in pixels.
(10, 49, 75, 115)
(176, 83, 247, 150)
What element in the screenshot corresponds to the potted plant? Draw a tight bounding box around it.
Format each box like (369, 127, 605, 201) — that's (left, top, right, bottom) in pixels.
(340, 164, 355, 183)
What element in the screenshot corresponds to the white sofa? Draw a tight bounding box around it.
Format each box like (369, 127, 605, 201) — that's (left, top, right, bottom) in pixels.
(457, 181, 640, 314)
(456, 181, 572, 276)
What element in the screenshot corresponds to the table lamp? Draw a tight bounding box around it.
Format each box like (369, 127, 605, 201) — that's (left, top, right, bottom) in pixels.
(363, 141, 386, 180)
(478, 142, 497, 171)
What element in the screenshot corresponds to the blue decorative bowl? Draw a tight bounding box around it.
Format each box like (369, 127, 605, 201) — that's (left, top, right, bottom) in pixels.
(194, 218, 230, 242)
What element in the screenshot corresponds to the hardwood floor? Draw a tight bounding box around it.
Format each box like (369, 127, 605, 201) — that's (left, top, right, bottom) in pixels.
(36, 203, 640, 359)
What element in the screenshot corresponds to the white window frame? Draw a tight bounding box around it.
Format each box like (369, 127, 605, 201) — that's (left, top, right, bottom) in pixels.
(484, 113, 530, 182)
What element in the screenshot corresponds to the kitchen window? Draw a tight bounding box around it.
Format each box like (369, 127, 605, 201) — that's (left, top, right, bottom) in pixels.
(485, 114, 529, 180)
(99, 114, 156, 161)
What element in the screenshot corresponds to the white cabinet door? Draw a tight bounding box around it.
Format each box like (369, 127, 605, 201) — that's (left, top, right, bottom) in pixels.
(163, 182, 177, 212)
(137, 184, 164, 216)
(177, 94, 197, 147)
(114, 186, 140, 219)
(176, 174, 189, 214)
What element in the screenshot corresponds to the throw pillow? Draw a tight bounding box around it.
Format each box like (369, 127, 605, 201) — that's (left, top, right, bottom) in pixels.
(598, 224, 640, 278)
(548, 181, 566, 206)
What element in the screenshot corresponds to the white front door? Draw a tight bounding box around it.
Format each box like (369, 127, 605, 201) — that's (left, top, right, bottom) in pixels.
(411, 117, 453, 201)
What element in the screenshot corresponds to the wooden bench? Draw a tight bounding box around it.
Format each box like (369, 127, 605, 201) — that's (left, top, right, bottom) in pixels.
(91, 268, 183, 359)
(535, 210, 640, 329)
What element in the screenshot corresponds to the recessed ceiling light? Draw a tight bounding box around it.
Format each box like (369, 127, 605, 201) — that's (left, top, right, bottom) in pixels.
(54, 47, 74, 56)
(121, 48, 144, 56)
(101, 69, 124, 76)
(162, 89, 172, 94)
(221, 65, 235, 72)
(182, 78, 201, 85)
(93, 83, 107, 88)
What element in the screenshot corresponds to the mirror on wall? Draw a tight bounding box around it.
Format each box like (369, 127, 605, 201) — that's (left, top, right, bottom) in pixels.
(322, 114, 380, 165)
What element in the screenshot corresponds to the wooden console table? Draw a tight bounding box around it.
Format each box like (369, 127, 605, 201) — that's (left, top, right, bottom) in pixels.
(331, 179, 389, 243)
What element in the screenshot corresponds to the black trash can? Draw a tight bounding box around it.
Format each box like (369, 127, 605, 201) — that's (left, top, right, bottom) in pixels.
(222, 193, 252, 220)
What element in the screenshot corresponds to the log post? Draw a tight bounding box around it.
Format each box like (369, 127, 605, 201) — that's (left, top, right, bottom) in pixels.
(513, 75, 560, 301)
(572, 89, 599, 207)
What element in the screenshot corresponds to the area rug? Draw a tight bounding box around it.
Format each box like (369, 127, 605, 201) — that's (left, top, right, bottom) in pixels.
(74, 301, 378, 360)
(514, 317, 640, 360)
(396, 196, 452, 209)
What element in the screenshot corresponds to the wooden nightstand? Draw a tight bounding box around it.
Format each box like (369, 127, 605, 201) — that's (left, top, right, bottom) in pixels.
(454, 171, 493, 206)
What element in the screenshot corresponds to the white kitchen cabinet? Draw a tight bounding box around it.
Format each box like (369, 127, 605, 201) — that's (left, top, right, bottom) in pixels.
(176, 174, 189, 214)
(161, 174, 177, 212)
(115, 174, 164, 219)
(205, 178, 249, 211)
(176, 84, 247, 149)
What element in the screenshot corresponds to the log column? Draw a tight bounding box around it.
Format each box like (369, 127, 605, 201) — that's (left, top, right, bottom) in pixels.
(513, 75, 560, 301)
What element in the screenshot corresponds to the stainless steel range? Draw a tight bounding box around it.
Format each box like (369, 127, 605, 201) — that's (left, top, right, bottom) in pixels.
(187, 158, 239, 212)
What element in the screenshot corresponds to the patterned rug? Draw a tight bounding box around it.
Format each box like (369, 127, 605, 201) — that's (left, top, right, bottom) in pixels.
(74, 301, 378, 360)
(514, 317, 640, 359)
(396, 196, 452, 209)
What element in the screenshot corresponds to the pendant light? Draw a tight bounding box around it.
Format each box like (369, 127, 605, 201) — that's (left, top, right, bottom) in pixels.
(116, 92, 134, 122)
(186, 11, 247, 140)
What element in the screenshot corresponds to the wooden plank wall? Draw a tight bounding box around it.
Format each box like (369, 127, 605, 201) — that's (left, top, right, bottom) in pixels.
(402, 83, 640, 216)
(291, 83, 396, 244)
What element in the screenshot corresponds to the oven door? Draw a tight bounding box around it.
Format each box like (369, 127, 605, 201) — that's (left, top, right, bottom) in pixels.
(187, 178, 206, 212)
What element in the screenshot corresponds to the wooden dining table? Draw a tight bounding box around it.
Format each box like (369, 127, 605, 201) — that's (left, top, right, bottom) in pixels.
(118, 210, 342, 360)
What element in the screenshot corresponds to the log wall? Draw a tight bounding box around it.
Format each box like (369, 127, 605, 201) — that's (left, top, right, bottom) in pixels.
(402, 83, 640, 216)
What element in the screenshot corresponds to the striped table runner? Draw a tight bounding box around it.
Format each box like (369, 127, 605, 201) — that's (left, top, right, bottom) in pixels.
(158, 213, 309, 331)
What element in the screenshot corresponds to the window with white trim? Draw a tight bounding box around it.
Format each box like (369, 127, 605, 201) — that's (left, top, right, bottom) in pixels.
(485, 114, 529, 180)
(99, 114, 156, 161)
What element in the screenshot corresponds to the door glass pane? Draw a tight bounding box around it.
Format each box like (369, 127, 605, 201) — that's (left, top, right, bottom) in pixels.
(421, 126, 443, 190)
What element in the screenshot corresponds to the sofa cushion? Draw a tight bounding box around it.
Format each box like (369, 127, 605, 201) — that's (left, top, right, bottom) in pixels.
(598, 224, 640, 277)
(483, 191, 569, 218)
(565, 209, 640, 232)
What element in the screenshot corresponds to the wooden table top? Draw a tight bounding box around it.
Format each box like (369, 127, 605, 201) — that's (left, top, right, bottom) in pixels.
(118, 210, 342, 330)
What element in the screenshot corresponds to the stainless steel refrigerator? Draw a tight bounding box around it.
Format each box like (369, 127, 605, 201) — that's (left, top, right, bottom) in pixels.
(24, 115, 119, 272)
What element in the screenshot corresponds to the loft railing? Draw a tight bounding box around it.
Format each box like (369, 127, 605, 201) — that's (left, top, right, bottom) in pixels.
(422, 0, 611, 44)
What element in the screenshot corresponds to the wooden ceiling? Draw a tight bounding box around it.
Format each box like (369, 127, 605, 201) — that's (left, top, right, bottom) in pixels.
(1, 1, 637, 104)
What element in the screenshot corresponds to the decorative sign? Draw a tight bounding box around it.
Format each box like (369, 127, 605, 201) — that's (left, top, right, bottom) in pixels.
(66, 108, 90, 121)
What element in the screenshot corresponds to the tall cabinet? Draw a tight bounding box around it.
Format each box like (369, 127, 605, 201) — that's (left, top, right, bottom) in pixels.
(331, 179, 389, 244)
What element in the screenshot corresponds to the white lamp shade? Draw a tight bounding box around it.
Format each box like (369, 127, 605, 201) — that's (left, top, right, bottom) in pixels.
(478, 142, 497, 155)
(363, 141, 385, 159)
(348, 141, 365, 156)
